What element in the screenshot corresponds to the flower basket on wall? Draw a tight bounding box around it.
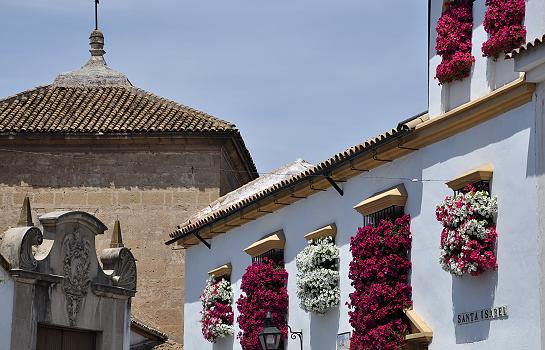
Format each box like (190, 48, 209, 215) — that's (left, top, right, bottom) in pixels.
(435, 0, 475, 84)
(200, 276, 235, 342)
(482, 0, 526, 59)
(436, 185, 498, 276)
(348, 215, 413, 350)
(296, 236, 340, 314)
(236, 258, 289, 350)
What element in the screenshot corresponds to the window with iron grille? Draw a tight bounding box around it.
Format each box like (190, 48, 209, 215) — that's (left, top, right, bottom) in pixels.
(252, 248, 284, 265)
(218, 274, 231, 283)
(363, 205, 405, 227)
(454, 180, 490, 195)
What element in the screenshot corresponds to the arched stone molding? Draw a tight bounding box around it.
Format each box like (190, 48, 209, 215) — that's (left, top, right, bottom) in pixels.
(40, 210, 108, 239)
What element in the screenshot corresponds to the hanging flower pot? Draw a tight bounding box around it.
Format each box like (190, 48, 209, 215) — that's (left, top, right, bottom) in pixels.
(436, 185, 499, 276)
(296, 236, 340, 314)
(200, 276, 235, 342)
(482, 0, 526, 59)
(435, 0, 475, 84)
(236, 258, 288, 350)
(348, 215, 413, 350)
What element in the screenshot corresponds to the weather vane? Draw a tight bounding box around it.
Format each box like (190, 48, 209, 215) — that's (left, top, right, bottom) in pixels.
(94, 0, 100, 30)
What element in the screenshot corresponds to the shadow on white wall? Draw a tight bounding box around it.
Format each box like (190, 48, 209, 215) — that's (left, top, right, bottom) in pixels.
(309, 308, 341, 350)
(452, 271, 498, 344)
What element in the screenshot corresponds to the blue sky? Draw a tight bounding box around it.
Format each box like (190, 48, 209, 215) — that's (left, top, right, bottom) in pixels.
(0, 1, 429, 172)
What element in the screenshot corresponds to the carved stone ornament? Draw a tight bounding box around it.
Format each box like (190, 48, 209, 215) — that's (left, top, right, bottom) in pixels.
(100, 247, 137, 291)
(114, 248, 137, 290)
(0, 227, 43, 271)
(19, 227, 43, 271)
(62, 225, 91, 326)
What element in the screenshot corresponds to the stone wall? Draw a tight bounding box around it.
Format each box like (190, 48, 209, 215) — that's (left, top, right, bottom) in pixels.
(0, 142, 239, 342)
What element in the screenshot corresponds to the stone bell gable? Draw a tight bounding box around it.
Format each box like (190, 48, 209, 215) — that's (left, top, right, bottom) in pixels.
(0, 209, 137, 350)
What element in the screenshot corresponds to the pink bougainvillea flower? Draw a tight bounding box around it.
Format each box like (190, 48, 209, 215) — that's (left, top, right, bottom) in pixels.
(482, 0, 526, 58)
(236, 258, 288, 350)
(435, 0, 475, 84)
(348, 215, 412, 350)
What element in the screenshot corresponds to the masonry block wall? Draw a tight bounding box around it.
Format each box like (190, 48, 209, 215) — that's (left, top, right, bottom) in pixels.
(0, 142, 240, 342)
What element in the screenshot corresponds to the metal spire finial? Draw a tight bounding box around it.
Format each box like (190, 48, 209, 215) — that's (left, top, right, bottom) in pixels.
(95, 0, 100, 30)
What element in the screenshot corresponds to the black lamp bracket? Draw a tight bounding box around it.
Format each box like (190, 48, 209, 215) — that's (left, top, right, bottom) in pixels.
(287, 325, 303, 350)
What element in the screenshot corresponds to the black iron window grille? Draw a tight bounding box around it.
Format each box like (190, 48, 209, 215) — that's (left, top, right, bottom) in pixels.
(454, 180, 490, 195)
(252, 248, 284, 265)
(363, 205, 405, 227)
(218, 275, 231, 283)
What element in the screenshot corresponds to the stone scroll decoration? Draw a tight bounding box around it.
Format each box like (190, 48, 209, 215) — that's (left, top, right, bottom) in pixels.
(0, 227, 43, 271)
(100, 247, 137, 291)
(17, 227, 43, 271)
(62, 224, 92, 326)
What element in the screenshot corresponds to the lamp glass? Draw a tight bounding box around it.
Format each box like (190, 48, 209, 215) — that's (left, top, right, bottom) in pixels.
(259, 312, 283, 350)
(258, 326, 282, 349)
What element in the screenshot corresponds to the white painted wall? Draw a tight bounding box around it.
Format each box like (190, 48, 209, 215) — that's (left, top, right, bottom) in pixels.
(533, 81, 545, 350)
(184, 100, 542, 349)
(428, 0, 527, 117)
(0, 266, 13, 350)
(525, 0, 545, 44)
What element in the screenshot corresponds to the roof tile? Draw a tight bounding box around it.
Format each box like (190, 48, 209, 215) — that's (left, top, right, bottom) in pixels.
(506, 34, 545, 58)
(0, 85, 237, 134)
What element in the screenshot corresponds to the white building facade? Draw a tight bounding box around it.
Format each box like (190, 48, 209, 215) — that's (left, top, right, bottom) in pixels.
(169, 1, 545, 349)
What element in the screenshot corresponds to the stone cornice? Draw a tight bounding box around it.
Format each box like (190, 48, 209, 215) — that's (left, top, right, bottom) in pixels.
(10, 269, 63, 284)
(92, 283, 136, 299)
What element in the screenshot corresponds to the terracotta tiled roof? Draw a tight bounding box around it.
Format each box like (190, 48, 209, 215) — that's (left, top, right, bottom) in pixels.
(167, 112, 429, 244)
(149, 340, 183, 350)
(130, 340, 183, 350)
(506, 34, 545, 58)
(0, 85, 236, 134)
(179, 159, 314, 226)
(131, 317, 168, 342)
(0, 30, 259, 181)
(129, 318, 183, 350)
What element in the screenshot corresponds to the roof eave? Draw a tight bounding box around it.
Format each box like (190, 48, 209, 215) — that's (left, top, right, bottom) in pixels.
(167, 73, 535, 248)
(165, 126, 414, 245)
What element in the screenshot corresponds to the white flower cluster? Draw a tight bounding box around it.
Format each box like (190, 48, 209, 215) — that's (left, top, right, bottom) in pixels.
(467, 190, 498, 219)
(296, 236, 340, 314)
(202, 277, 233, 306)
(437, 190, 497, 228)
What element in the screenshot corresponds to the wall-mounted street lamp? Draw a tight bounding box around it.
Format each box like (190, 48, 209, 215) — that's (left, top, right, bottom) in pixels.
(259, 312, 303, 350)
